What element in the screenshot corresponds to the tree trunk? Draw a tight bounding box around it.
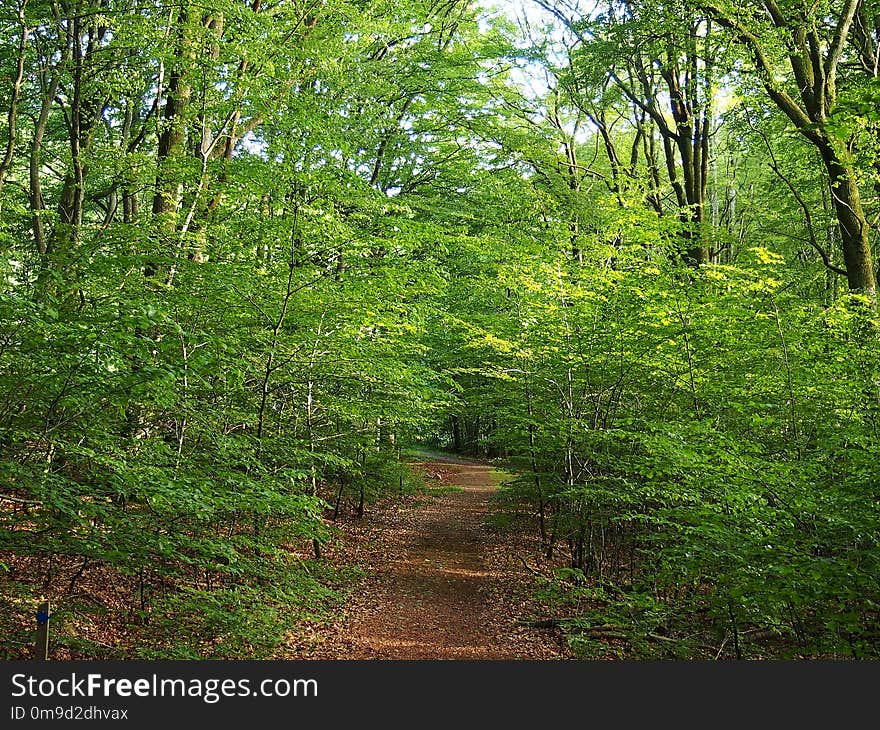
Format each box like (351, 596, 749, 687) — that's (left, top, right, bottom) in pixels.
(450, 414, 463, 452)
(818, 142, 876, 297)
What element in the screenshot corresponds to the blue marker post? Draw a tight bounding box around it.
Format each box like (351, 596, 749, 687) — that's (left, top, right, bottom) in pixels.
(35, 600, 50, 660)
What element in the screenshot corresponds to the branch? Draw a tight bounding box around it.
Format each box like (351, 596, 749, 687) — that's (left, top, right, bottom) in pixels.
(610, 69, 678, 142)
(0, 494, 43, 505)
(824, 0, 861, 101)
(750, 119, 847, 276)
(704, 3, 823, 143)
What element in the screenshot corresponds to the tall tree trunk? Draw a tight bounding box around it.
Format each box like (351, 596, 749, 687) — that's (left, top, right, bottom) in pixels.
(149, 5, 193, 279)
(818, 141, 876, 296)
(0, 2, 29, 220)
(36, 5, 105, 301)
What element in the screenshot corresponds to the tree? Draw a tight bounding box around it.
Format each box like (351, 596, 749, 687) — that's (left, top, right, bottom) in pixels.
(705, 0, 877, 298)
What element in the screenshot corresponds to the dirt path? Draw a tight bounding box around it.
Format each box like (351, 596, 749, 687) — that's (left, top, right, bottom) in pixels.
(285, 458, 570, 659)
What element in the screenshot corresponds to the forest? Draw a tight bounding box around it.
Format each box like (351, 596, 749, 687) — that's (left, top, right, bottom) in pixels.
(0, 0, 879, 661)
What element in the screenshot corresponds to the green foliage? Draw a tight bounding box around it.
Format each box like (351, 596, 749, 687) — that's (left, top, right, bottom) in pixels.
(135, 564, 339, 660)
(0, 0, 479, 657)
(2, 0, 880, 660)
(461, 239, 880, 657)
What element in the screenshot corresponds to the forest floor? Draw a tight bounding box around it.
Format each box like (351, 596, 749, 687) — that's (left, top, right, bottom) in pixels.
(282, 455, 572, 659)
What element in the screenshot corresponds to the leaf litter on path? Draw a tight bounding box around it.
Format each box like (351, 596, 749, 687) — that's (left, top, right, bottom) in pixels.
(282, 459, 571, 660)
